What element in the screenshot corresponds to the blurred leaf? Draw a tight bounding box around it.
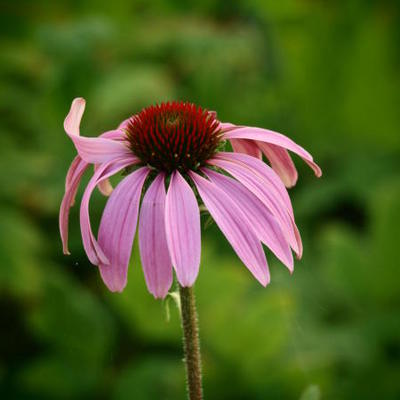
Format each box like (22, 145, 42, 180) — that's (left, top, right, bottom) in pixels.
(92, 65, 176, 126)
(113, 357, 185, 400)
(17, 355, 99, 399)
(0, 209, 43, 297)
(28, 271, 115, 368)
(299, 384, 321, 400)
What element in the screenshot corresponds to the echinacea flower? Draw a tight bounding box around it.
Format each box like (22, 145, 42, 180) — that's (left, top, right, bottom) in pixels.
(60, 98, 321, 298)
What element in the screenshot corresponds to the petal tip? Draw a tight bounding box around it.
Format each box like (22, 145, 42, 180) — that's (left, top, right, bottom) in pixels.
(152, 291, 169, 300)
(64, 97, 86, 136)
(284, 258, 294, 274)
(102, 275, 127, 293)
(261, 275, 271, 287)
(312, 162, 323, 178)
(176, 275, 197, 289)
(285, 181, 297, 189)
(284, 173, 298, 188)
(72, 97, 86, 106)
(97, 181, 113, 196)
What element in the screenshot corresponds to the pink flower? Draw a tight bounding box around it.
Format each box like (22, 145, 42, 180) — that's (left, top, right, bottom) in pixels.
(60, 98, 321, 298)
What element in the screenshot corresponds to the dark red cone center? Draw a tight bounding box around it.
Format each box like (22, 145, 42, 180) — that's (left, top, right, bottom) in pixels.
(125, 101, 222, 172)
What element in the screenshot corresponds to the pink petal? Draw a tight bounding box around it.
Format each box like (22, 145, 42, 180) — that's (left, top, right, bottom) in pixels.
(94, 164, 113, 196)
(64, 98, 86, 136)
(64, 98, 132, 164)
(98, 167, 150, 292)
(257, 141, 298, 188)
(210, 153, 302, 257)
(204, 168, 293, 272)
(215, 152, 294, 216)
(222, 125, 322, 178)
(118, 118, 131, 130)
(101, 129, 127, 141)
(230, 138, 262, 159)
(219, 122, 237, 132)
(79, 156, 139, 266)
(65, 155, 86, 193)
(189, 171, 270, 286)
(60, 156, 88, 254)
(138, 173, 173, 298)
(60, 127, 133, 256)
(94, 129, 130, 196)
(165, 171, 201, 287)
(96, 178, 113, 196)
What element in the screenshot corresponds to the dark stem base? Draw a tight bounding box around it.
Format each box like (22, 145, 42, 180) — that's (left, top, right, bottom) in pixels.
(179, 285, 203, 400)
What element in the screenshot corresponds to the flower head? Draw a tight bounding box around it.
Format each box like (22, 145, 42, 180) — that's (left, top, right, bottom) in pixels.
(60, 98, 321, 298)
(126, 101, 221, 172)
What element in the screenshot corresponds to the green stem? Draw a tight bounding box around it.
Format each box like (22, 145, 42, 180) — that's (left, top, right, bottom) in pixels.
(179, 285, 203, 400)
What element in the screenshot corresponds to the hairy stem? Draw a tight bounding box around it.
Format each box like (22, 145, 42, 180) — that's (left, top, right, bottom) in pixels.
(179, 285, 203, 400)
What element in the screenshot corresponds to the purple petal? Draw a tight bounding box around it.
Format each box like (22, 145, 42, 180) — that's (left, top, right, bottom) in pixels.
(139, 173, 173, 298)
(189, 171, 270, 286)
(79, 156, 139, 266)
(204, 168, 293, 272)
(60, 156, 88, 254)
(230, 138, 262, 159)
(222, 125, 322, 178)
(165, 171, 201, 287)
(209, 152, 302, 257)
(64, 98, 132, 164)
(257, 141, 298, 188)
(98, 167, 150, 292)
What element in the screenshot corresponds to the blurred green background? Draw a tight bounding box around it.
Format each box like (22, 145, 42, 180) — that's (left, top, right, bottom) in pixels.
(1, 0, 399, 399)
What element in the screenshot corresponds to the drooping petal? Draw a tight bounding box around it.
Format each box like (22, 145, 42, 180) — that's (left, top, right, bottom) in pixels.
(257, 141, 298, 188)
(60, 156, 88, 254)
(94, 164, 113, 196)
(79, 156, 139, 266)
(214, 152, 294, 216)
(65, 155, 86, 193)
(94, 129, 130, 196)
(210, 153, 302, 257)
(221, 153, 303, 257)
(204, 168, 293, 272)
(165, 171, 201, 287)
(138, 173, 173, 298)
(64, 98, 132, 164)
(60, 124, 134, 254)
(98, 167, 150, 292)
(230, 138, 262, 159)
(222, 125, 322, 178)
(189, 171, 270, 286)
(64, 97, 85, 136)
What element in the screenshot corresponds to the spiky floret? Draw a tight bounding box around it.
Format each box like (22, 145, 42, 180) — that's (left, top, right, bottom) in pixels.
(126, 101, 222, 172)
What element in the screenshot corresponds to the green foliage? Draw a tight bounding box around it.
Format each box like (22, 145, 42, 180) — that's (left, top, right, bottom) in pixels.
(1, 0, 399, 399)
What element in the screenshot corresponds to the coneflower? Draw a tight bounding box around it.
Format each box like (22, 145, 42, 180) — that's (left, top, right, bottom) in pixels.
(59, 98, 321, 400)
